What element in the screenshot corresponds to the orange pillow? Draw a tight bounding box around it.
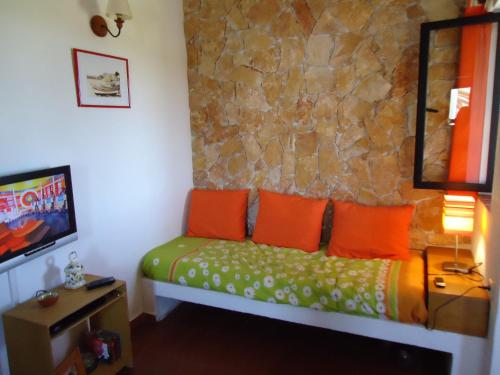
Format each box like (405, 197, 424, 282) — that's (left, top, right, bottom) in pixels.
(187, 189, 249, 241)
(327, 201, 414, 260)
(252, 190, 328, 252)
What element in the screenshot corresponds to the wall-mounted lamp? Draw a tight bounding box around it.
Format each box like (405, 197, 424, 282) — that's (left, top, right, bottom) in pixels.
(90, 0, 132, 38)
(442, 194, 476, 273)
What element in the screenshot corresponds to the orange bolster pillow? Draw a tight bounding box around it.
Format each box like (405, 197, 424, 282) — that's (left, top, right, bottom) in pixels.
(327, 201, 414, 260)
(187, 189, 249, 241)
(252, 189, 328, 252)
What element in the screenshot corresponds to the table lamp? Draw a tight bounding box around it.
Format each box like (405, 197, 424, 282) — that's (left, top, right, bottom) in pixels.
(442, 194, 475, 273)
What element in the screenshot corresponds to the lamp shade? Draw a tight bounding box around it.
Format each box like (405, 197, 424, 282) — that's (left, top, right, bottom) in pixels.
(106, 0, 132, 20)
(442, 195, 475, 235)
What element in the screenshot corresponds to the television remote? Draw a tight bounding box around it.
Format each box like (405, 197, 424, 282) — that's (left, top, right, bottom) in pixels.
(86, 277, 115, 290)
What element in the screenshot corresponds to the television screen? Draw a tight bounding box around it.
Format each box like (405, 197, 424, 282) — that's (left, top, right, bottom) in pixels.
(0, 166, 77, 272)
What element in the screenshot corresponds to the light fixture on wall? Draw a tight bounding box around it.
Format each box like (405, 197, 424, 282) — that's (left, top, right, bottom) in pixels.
(90, 0, 132, 38)
(442, 194, 476, 273)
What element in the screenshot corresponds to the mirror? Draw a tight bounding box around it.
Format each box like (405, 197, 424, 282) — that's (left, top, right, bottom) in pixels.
(414, 13, 500, 192)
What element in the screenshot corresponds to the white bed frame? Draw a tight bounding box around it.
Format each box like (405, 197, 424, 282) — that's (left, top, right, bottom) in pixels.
(142, 278, 487, 375)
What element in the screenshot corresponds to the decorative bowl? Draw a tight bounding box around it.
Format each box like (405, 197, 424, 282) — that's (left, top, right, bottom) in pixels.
(36, 290, 59, 307)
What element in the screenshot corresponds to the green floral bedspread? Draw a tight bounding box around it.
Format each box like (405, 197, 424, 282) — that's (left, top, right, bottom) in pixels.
(142, 236, 403, 321)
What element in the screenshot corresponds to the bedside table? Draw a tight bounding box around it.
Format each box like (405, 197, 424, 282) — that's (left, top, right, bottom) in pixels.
(426, 247, 489, 337)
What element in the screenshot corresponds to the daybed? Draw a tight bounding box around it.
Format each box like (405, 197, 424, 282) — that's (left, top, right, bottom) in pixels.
(142, 236, 487, 375)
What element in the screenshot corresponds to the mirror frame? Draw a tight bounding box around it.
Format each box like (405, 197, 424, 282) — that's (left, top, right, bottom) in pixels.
(414, 13, 500, 192)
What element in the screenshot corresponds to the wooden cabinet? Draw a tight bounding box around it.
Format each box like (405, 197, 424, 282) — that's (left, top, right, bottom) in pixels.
(426, 247, 489, 337)
(2, 275, 133, 374)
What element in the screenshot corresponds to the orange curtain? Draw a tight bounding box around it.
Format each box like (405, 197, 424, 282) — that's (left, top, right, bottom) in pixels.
(448, 5, 491, 183)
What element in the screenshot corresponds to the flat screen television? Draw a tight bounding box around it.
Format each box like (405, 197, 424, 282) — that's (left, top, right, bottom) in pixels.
(0, 166, 77, 273)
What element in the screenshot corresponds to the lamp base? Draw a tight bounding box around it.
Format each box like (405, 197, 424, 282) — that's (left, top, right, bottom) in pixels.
(90, 16, 108, 37)
(442, 261, 469, 274)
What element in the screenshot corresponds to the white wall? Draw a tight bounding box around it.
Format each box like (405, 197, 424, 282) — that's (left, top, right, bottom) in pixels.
(472, 119, 500, 374)
(0, 0, 192, 373)
(483, 130, 500, 374)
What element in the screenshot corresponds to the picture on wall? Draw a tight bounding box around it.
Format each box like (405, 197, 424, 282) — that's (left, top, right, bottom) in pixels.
(72, 48, 130, 108)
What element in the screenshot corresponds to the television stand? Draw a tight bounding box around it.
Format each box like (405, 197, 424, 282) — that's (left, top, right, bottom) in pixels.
(2, 274, 133, 374)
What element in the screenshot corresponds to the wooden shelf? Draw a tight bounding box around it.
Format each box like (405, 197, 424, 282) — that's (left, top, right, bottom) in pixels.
(51, 292, 122, 340)
(2, 274, 133, 374)
(5, 275, 124, 327)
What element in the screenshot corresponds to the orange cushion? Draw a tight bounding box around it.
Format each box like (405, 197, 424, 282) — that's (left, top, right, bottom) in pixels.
(327, 201, 414, 260)
(252, 190, 328, 252)
(187, 189, 249, 241)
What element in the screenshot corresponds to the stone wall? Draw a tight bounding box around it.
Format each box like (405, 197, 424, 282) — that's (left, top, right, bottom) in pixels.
(184, 0, 465, 249)
(423, 27, 460, 182)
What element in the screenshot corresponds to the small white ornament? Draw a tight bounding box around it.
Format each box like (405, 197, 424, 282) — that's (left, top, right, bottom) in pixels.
(64, 251, 86, 289)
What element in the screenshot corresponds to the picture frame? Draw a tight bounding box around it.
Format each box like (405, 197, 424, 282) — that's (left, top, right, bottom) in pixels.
(54, 347, 86, 375)
(72, 48, 131, 108)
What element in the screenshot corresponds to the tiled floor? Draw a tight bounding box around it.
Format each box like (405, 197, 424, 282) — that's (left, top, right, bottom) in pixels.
(119, 302, 449, 375)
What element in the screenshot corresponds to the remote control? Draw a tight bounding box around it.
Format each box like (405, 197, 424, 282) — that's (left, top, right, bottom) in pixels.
(86, 277, 116, 290)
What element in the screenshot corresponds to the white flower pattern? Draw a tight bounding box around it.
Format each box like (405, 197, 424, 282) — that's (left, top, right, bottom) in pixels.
(166, 238, 395, 321)
(226, 283, 236, 294)
(345, 299, 356, 311)
(331, 288, 342, 301)
(310, 303, 323, 311)
(244, 287, 255, 299)
(213, 273, 221, 287)
(263, 275, 274, 288)
(275, 289, 285, 300)
(376, 302, 386, 314)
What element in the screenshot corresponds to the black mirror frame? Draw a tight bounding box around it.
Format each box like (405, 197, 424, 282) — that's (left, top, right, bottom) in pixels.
(414, 13, 500, 192)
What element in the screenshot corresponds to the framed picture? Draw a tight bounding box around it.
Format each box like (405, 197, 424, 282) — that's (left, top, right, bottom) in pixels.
(55, 347, 86, 375)
(72, 48, 130, 108)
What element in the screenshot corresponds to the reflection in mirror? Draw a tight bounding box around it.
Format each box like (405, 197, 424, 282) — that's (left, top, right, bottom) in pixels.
(423, 23, 497, 184)
(415, 13, 500, 192)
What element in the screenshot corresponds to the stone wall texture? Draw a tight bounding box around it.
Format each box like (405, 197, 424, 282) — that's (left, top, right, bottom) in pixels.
(184, 0, 466, 249)
(422, 27, 459, 182)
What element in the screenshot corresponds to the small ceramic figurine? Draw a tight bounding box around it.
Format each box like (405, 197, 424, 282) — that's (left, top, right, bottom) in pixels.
(64, 251, 86, 289)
